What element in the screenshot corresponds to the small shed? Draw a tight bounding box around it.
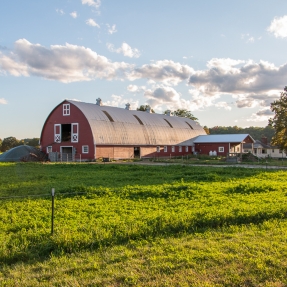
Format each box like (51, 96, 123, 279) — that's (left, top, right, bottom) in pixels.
(193, 134, 255, 156)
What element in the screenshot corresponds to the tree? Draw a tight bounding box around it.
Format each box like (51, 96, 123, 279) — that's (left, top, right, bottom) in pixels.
(24, 138, 40, 149)
(203, 126, 210, 134)
(269, 86, 287, 152)
(164, 109, 198, 121)
(0, 138, 2, 152)
(137, 105, 155, 113)
(0, 137, 22, 152)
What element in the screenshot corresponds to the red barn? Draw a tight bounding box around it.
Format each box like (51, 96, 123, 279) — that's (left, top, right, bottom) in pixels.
(40, 99, 206, 161)
(193, 134, 255, 156)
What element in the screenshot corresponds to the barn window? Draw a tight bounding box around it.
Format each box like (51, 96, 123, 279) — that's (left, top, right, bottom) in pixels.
(47, 146, 52, 153)
(156, 146, 160, 153)
(179, 146, 182, 152)
(63, 104, 70, 116)
(185, 146, 188, 152)
(82, 145, 89, 153)
(102, 110, 114, 122)
(164, 119, 173, 128)
(164, 146, 167, 152)
(219, 147, 224, 152)
(171, 146, 175, 152)
(185, 121, 194, 130)
(133, 115, 144, 125)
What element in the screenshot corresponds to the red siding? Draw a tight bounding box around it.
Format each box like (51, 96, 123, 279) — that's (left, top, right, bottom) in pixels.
(40, 101, 94, 160)
(195, 143, 230, 155)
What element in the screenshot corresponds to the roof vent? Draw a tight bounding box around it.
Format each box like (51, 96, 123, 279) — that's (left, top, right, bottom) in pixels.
(146, 106, 151, 113)
(166, 110, 172, 116)
(96, 98, 102, 106)
(125, 103, 131, 110)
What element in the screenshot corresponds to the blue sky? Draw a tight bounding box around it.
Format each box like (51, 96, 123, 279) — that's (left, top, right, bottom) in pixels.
(1, 0, 287, 139)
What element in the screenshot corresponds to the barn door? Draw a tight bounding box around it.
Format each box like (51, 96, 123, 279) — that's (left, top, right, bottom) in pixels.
(71, 123, 79, 143)
(54, 124, 61, 143)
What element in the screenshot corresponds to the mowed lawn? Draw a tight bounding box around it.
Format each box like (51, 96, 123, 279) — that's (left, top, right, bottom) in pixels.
(1, 162, 287, 286)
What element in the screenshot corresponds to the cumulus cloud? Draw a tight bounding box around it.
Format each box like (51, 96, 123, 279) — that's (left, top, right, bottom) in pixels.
(188, 58, 285, 108)
(268, 15, 287, 38)
(247, 108, 274, 122)
(82, 0, 101, 8)
(143, 86, 210, 112)
(129, 60, 193, 85)
(127, 84, 146, 93)
(103, 94, 139, 110)
(70, 11, 77, 18)
(215, 101, 232, 110)
(0, 98, 7, 104)
(107, 42, 140, 58)
(0, 39, 132, 83)
(86, 19, 100, 28)
(107, 24, 117, 34)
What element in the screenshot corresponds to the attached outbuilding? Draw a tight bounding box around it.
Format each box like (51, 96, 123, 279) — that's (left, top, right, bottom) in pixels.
(40, 99, 206, 161)
(193, 134, 255, 156)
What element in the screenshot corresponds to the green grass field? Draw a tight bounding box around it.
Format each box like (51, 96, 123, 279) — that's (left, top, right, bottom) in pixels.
(1, 162, 287, 286)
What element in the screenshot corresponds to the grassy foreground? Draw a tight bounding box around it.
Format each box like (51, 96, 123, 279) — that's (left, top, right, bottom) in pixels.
(1, 162, 287, 286)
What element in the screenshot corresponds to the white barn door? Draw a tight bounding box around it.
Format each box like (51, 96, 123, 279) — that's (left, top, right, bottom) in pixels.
(71, 123, 79, 143)
(54, 124, 61, 143)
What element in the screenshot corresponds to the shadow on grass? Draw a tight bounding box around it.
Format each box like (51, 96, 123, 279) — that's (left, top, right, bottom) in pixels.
(1, 207, 287, 266)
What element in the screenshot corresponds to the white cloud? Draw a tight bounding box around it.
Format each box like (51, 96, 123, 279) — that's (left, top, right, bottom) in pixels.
(0, 39, 133, 83)
(107, 24, 117, 34)
(107, 42, 140, 58)
(127, 84, 146, 93)
(215, 101, 232, 110)
(0, 98, 7, 104)
(129, 60, 193, 85)
(86, 19, 100, 28)
(268, 15, 287, 38)
(56, 9, 64, 15)
(241, 33, 255, 43)
(82, 0, 101, 8)
(247, 108, 274, 122)
(188, 58, 285, 108)
(143, 85, 209, 113)
(70, 11, 77, 19)
(103, 94, 139, 110)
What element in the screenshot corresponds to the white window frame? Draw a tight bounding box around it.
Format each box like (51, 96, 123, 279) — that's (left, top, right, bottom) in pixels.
(71, 123, 79, 143)
(164, 146, 167, 152)
(179, 146, 182, 152)
(156, 146, 160, 153)
(218, 147, 224, 152)
(82, 145, 89, 154)
(171, 146, 175, 153)
(46, 146, 52, 153)
(63, 104, 70, 116)
(185, 146, 188, 152)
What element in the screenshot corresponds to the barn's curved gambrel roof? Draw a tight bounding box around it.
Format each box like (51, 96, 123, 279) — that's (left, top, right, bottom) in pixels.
(68, 100, 206, 146)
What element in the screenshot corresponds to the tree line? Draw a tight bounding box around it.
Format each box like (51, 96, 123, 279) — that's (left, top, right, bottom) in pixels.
(0, 137, 40, 152)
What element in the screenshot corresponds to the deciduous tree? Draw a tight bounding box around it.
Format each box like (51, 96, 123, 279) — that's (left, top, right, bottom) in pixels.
(137, 105, 155, 113)
(0, 137, 22, 152)
(269, 86, 287, 152)
(164, 109, 198, 120)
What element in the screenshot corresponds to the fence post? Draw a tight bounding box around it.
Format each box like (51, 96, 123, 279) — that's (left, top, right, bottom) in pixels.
(51, 188, 55, 235)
